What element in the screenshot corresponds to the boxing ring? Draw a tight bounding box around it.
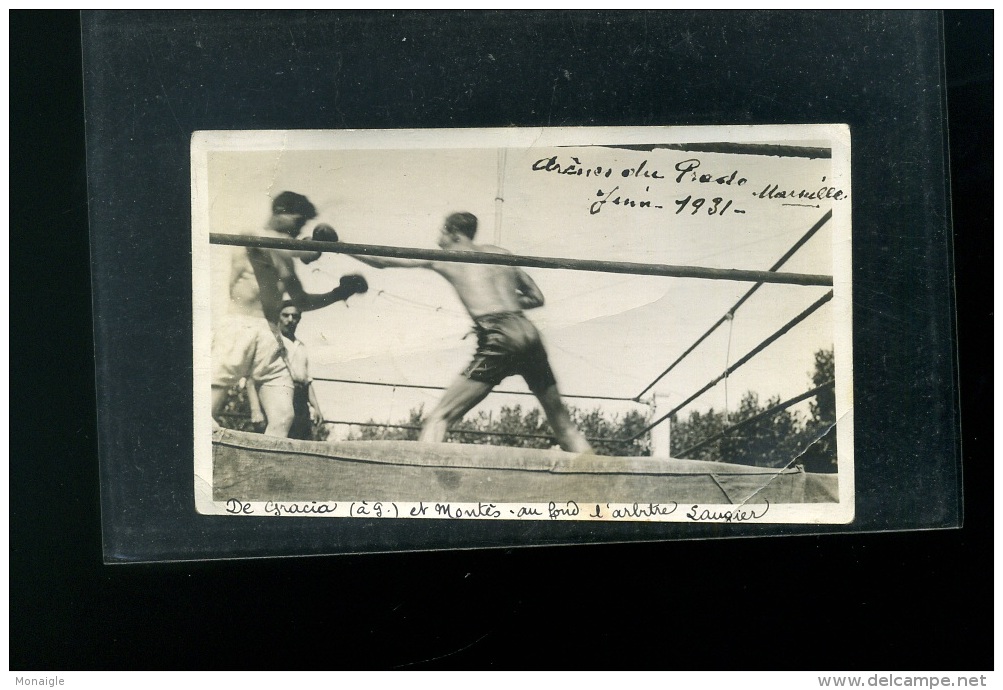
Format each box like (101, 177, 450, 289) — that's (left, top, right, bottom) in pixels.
(208, 210, 840, 505)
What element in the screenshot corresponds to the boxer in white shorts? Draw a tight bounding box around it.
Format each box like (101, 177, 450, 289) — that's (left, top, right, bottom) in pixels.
(211, 191, 367, 437)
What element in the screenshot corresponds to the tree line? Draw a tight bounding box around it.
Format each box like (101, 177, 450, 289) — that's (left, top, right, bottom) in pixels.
(347, 404, 653, 457)
(218, 348, 837, 472)
(670, 348, 836, 472)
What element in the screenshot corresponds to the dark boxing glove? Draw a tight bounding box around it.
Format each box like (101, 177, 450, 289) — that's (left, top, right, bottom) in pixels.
(311, 223, 340, 242)
(339, 274, 369, 295)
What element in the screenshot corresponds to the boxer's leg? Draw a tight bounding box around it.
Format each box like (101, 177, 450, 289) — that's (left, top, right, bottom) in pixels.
(258, 383, 295, 438)
(535, 384, 593, 454)
(419, 376, 493, 443)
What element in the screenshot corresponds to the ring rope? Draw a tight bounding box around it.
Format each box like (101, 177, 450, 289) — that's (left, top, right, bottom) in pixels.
(673, 380, 835, 459)
(624, 289, 833, 442)
(723, 311, 735, 425)
(632, 210, 831, 399)
(213, 212, 834, 455)
(311, 376, 641, 403)
(209, 234, 833, 287)
(320, 419, 636, 446)
(373, 289, 463, 315)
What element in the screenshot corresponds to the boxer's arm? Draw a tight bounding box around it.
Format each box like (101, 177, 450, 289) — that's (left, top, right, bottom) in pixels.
(302, 350, 323, 422)
(284, 272, 368, 312)
(246, 381, 265, 425)
(514, 268, 545, 309)
(307, 381, 324, 424)
(284, 274, 350, 311)
(264, 246, 322, 266)
(353, 254, 432, 270)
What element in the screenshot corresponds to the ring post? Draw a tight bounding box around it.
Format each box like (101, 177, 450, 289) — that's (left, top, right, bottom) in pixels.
(650, 393, 672, 459)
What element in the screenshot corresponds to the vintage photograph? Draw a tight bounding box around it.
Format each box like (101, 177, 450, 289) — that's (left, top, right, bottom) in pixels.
(192, 125, 853, 523)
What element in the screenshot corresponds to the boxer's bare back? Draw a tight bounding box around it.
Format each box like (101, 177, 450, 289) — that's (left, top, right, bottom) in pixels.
(431, 245, 544, 318)
(352, 214, 592, 453)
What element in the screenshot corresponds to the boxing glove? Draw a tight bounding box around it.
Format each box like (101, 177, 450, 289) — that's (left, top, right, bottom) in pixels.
(339, 274, 369, 295)
(311, 223, 339, 242)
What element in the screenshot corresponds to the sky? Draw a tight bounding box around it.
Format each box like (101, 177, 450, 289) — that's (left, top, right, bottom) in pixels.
(196, 126, 851, 449)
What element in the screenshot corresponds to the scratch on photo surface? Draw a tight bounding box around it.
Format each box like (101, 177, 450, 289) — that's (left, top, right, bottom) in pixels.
(734, 411, 844, 507)
(265, 131, 291, 199)
(393, 631, 492, 668)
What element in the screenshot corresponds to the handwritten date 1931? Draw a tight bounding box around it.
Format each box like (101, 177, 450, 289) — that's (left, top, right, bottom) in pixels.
(674, 196, 745, 216)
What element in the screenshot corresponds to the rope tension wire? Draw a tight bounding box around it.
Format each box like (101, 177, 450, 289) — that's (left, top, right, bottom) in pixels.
(633, 210, 832, 400)
(625, 289, 834, 441)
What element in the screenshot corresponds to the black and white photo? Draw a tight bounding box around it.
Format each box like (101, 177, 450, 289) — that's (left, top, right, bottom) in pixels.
(193, 124, 853, 523)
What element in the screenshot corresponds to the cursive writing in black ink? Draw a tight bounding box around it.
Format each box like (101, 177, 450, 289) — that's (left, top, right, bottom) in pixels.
(686, 500, 770, 523)
(608, 502, 678, 519)
(673, 195, 743, 216)
(532, 156, 614, 178)
(674, 158, 748, 186)
(263, 500, 336, 517)
(351, 501, 397, 517)
(531, 156, 665, 180)
(620, 159, 664, 179)
(225, 498, 254, 514)
(755, 177, 845, 201)
(548, 501, 580, 519)
(434, 502, 502, 519)
(590, 186, 663, 215)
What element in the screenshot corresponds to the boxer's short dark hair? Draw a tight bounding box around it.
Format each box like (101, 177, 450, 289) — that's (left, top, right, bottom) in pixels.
(445, 212, 478, 239)
(272, 191, 317, 219)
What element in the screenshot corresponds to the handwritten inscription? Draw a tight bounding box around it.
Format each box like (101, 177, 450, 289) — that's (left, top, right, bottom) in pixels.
(548, 501, 580, 519)
(264, 501, 337, 517)
(686, 500, 770, 523)
(531, 153, 846, 216)
(590, 186, 663, 215)
(533, 155, 664, 179)
(350, 501, 398, 518)
(609, 502, 678, 519)
(435, 502, 502, 519)
(673, 196, 742, 216)
(673, 158, 747, 186)
(222, 499, 771, 522)
(226, 498, 338, 516)
(226, 499, 254, 514)
(754, 177, 845, 206)
(584, 502, 678, 519)
(533, 155, 614, 178)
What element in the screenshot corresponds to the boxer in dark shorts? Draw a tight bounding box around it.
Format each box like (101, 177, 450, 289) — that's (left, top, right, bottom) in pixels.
(463, 311, 557, 393)
(351, 211, 593, 453)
